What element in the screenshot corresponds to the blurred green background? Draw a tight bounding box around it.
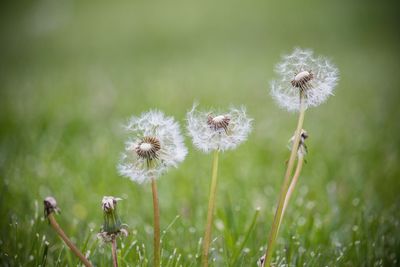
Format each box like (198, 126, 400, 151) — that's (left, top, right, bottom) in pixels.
(1, 0, 399, 266)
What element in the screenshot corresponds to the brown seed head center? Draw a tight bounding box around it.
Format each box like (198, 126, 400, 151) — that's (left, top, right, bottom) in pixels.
(135, 136, 161, 160)
(207, 115, 230, 132)
(291, 70, 314, 90)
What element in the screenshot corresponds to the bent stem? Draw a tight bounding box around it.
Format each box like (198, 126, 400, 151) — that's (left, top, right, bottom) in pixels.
(262, 95, 305, 267)
(47, 213, 92, 267)
(111, 238, 119, 267)
(280, 156, 305, 225)
(151, 178, 161, 267)
(202, 149, 220, 267)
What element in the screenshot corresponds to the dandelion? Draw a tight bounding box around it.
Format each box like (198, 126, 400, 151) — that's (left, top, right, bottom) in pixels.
(186, 104, 252, 153)
(43, 197, 92, 267)
(262, 49, 338, 267)
(98, 196, 128, 267)
(271, 48, 339, 112)
(118, 110, 187, 267)
(118, 110, 187, 184)
(186, 104, 252, 267)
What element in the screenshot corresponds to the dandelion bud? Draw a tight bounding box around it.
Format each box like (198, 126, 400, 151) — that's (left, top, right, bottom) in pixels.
(257, 254, 265, 267)
(288, 129, 309, 157)
(44, 196, 60, 217)
(98, 196, 128, 243)
(102, 196, 122, 233)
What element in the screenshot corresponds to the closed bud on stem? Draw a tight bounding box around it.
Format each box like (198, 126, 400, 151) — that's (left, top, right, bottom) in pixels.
(44, 196, 60, 217)
(98, 196, 128, 243)
(288, 129, 309, 158)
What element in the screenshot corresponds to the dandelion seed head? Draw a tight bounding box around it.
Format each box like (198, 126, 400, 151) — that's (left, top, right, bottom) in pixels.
(186, 104, 252, 153)
(271, 48, 339, 112)
(118, 110, 187, 184)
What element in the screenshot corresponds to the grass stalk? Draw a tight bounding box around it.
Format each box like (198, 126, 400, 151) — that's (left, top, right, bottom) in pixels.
(231, 208, 260, 265)
(201, 149, 220, 267)
(151, 178, 161, 267)
(47, 213, 92, 267)
(262, 95, 305, 267)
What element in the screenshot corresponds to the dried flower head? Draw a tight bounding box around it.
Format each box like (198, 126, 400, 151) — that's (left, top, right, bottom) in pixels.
(271, 48, 339, 112)
(118, 110, 187, 184)
(44, 196, 60, 217)
(186, 104, 252, 153)
(98, 196, 128, 243)
(288, 129, 309, 157)
(257, 255, 265, 267)
(102, 196, 122, 213)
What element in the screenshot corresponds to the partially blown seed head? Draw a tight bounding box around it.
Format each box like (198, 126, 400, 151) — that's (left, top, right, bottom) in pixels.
(271, 48, 339, 112)
(118, 110, 188, 183)
(186, 104, 252, 153)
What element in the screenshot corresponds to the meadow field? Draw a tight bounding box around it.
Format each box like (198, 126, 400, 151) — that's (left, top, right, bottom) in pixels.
(0, 0, 399, 266)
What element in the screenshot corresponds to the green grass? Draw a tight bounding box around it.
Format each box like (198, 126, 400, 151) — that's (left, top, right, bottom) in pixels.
(1, 0, 400, 266)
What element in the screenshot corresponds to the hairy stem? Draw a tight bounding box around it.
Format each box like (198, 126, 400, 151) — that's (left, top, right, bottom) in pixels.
(151, 178, 161, 267)
(47, 213, 92, 267)
(263, 96, 305, 267)
(202, 150, 220, 267)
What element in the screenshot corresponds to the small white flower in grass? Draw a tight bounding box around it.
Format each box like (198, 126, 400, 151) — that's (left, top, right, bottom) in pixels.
(271, 48, 339, 112)
(186, 104, 252, 153)
(118, 110, 187, 184)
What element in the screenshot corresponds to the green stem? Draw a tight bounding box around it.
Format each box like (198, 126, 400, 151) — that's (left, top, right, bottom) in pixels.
(263, 96, 306, 267)
(202, 150, 220, 267)
(151, 178, 161, 267)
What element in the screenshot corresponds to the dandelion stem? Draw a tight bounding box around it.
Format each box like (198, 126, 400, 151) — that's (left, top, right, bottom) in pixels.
(151, 178, 161, 267)
(281, 156, 304, 225)
(202, 149, 220, 267)
(111, 237, 119, 267)
(263, 95, 305, 267)
(47, 213, 92, 267)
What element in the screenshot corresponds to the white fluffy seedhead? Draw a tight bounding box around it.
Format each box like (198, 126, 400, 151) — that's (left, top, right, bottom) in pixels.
(186, 104, 252, 153)
(118, 110, 188, 184)
(271, 48, 339, 112)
